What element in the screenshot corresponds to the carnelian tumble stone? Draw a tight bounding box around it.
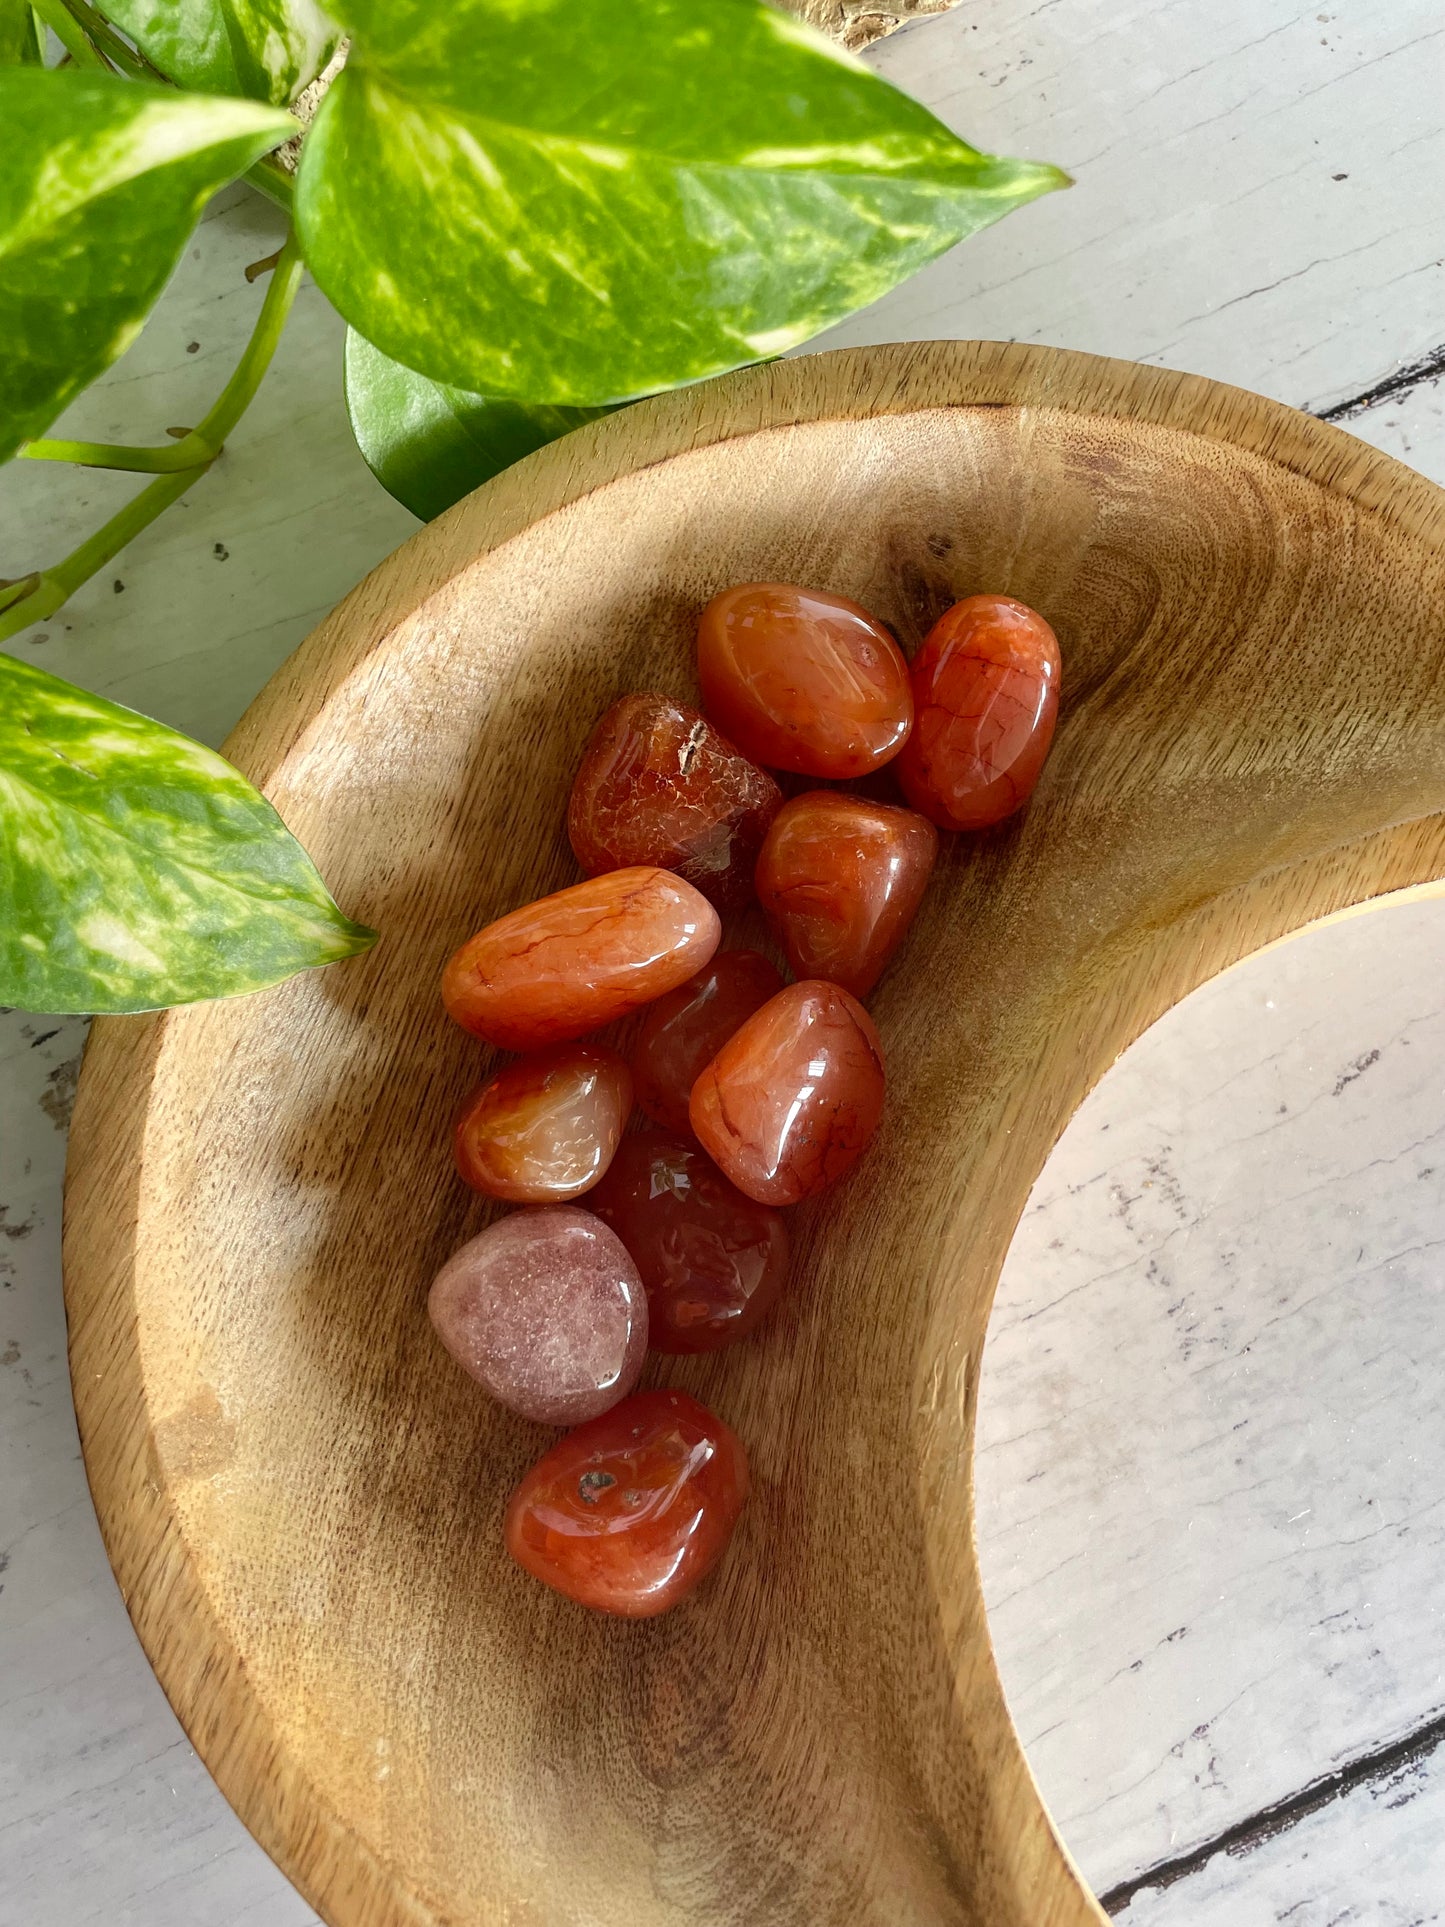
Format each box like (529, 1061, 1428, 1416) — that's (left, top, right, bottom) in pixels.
(632, 949, 784, 1137)
(568, 692, 782, 909)
(441, 866, 721, 1051)
(897, 593, 1062, 831)
(755, 791, 938, 1001)
(453, 1043, 632, 1203)
(690, 980, 886, 1206)
(591, 1130, 789, 1353)
(505, 1388, 749, 1616)
(696, 582, 913, 779)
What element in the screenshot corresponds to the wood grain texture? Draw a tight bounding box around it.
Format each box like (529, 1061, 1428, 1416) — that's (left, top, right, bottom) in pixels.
(62, 342, 1445, 1927)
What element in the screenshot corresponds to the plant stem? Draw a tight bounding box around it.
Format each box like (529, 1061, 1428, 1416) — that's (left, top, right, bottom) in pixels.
(55, 0, 166, 79)
(187, 228, 304, 451)
(20, 435, 210, 473)
(31, 0, 106, 66)
(0, 232, 305, 645)
(0, 469, 200, 636)
(246, 154, 296, 212)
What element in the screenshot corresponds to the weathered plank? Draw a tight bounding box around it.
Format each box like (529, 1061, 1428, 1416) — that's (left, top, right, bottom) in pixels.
(977, 894, 1445, 1897)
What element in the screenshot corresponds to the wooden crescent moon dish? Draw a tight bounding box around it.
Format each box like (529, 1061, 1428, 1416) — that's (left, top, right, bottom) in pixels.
(64, 343, 1445, 1926)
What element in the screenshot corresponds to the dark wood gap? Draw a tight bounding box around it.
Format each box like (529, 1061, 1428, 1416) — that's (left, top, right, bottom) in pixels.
(1315, 342, 1445, 422)
(1096, 1707, 1445, 1915)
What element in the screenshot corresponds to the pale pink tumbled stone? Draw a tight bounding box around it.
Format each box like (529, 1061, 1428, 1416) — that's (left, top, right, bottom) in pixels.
(428, 1207, 647, 1425)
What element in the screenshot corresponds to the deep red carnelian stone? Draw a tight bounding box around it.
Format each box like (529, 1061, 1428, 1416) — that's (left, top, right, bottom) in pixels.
(690, 980, 886, 1205)
(696, 582, 912, 779)
(897, 594, 1061, 831)
(590, 1130, 789, 1353)
(504, 1388, 749, 1616)
(568, 692, 781, 909)
(631, 949, 784, 1136)
(755, 791, 937, 1000)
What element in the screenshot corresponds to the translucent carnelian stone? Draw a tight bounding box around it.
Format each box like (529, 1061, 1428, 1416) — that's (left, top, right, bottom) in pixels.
(441, 866, 721, 1051)
(428, 1207, 646, 1425)
(590, 1130, 789, 1353)
(453, 1043, 632, 1202)
(897, 594, 1062, 831)
(690, 980, 886, 1205)
(631, 949, 784, 1136)
(755, 791, 937, 1000)
(696, 582, 913, 779)
(505, 1388, 749, 1616)
(568, 692, 781, 908)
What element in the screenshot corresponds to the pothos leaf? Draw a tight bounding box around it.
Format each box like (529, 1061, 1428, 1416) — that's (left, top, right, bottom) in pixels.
(101, 0, 339, 106)
(296, 0, 1068, 406)
(0, 70, 294, 462)
(0, 654, 375, 1015)
(0, 0, 44, 64)
(344, 328, 616, 521)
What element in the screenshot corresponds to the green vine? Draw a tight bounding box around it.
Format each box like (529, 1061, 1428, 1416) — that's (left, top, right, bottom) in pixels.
(1, 231, 303, 643)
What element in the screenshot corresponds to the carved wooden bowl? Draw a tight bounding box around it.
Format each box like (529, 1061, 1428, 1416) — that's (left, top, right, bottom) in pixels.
(65, 344, 1445, 1926)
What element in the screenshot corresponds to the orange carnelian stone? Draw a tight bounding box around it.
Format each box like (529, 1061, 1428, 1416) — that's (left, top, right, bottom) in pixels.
(505, 1388, 749, 1615)
(755, 791, 937, 1000)
(631, 949, 784, 1135)
(697, 583, 912, 779)
(568, 692, 781, 909)
(454, 1043, 632, 1203)
(897, 594, 1061, 831)
(590, 1130, 789, 1353)
(690, 980, 885, 1205)
(441, 867, 720, 1051)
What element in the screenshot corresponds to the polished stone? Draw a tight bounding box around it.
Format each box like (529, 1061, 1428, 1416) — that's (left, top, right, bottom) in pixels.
(631, 949, 784, 1136)
(568, 691, 781, 908)
(696, 581, 912, 778)
(505, 1388, 749, 1615)
(690, 979, 886, 1204)
(442, 866, 721, 1050)
(590, 1129, 790, 1352)
(428, 1207, 647, 1425)
(453, 1043, 632, 1203)
(755, 790, 937, 999)
(897, 594, 1061, 831)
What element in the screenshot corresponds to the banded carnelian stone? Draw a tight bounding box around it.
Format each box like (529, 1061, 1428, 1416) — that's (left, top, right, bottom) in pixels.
(590, 1130, 789, 1353)
(690, 980, 886, 1205)
(428, 1207, 646, 1425)
(568, 692, 781, 908)
(453, 1044, 632, 1203)
(505, 1388, 749, 1616)
(441, 867, 720, 1050)
(631, 949, 784, 1136)
(755, 791, 937, 1000)
(897, 594, 1062, 831)
(696, 582, 912, 779)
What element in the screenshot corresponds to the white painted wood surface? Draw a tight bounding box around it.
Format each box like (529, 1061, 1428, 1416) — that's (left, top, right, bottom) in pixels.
(2, 2, 1443, 1918)
(977, 898, 1445, 1909)
(1117, 1727, 1445, 1925)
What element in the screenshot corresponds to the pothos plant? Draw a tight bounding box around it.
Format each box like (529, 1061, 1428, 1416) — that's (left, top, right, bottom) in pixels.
(0, 0, 1065, 1017)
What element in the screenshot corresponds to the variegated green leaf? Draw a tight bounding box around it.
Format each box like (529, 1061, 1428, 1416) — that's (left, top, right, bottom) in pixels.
(296, 0, 1067, 405)
(344, 328, 616, 521)
(101, 0, 339, 105)
(0, 70, 294, 462)
(0, 654, 374, 1015)
(0, 0, 44, 65)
